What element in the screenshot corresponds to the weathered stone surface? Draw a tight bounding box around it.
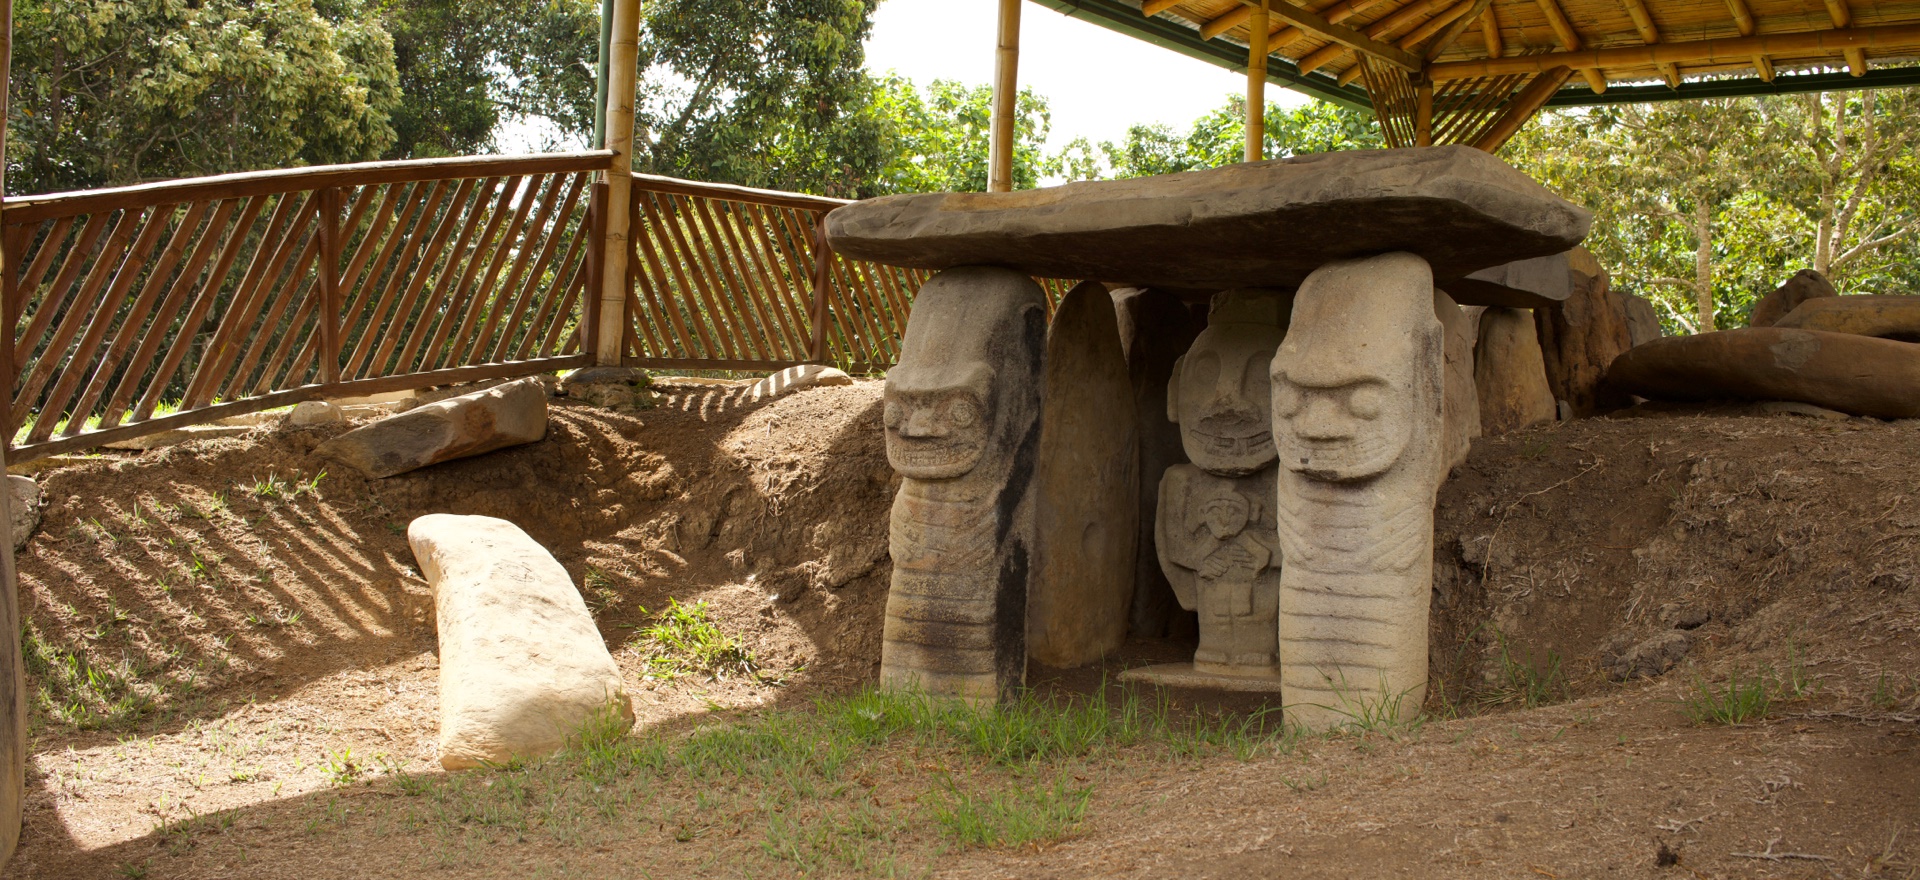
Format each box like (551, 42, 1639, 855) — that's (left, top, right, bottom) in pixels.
(881, 266, 1046, 704)
(408, 513, 633, 771)
(1774, 294, 1920, 341)
(1273, 252, 1444, 731)
(5, 478, 40, 553)
(560, 367, 658, 412)
(1757, 400, 1850, 420)
(1750, 269, 1837, 327)
(1602, 630, 1693, 681)
(1605, 327, 1920, 419)
(1474, 307, 1557, 435)
(1029, 282, 1139, 669)
(1435, 289, 1481, 474)
(750, 364, 854, 401)
(316, 377, 548, 478)
(1446, 252, 1573, 309)
(1157, 290, 1287, 681)
(286, 401, 345, 427)
(1534, 249, 1634, 417)
(825, 146, 1591, 297)
(1617, 292, 1664, 346)
(1110, 288, 1201, 639)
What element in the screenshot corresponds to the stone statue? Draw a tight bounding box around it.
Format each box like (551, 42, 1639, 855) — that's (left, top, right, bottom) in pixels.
(879, 266, 1047, 704)
(1271, 252, 1444, 731)
(1147, 289, 1288, 681)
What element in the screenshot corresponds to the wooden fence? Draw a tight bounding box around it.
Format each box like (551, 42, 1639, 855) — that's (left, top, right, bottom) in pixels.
(1, 152, 1073, 465)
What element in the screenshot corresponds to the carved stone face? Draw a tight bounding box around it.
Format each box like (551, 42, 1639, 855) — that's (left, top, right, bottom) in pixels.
(884, 363, 994, 480)
(1271, 369, 1411, 482)
(1169, 291, 1287, 476)
(1198, 494, 1250, 540)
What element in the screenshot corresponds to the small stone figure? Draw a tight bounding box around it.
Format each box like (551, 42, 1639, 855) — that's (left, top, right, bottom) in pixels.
(1271, 252, 1444, 731)
(1149, 289, 1288, 680)
(879, 266, 1047, 704)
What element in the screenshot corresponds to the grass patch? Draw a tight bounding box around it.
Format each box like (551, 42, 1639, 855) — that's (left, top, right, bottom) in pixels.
(1682, 649, 1814, 725)
(633, 598, 759, 682)
(1480, 632, 1567, 710)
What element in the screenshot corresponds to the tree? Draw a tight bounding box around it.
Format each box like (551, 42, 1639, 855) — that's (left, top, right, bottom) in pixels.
(862, 77, 1053, 195)
(1055, 97, 1382, 181)
(8, 0, 401, 193)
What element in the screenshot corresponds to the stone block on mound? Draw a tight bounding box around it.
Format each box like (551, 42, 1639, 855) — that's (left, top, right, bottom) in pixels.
(409, 514, 633, 770)
(1750, 269, 1837, 328)
(824, 146, 1590, 302)
(749, 364, 853, 401)
(1774, 295, 1920, 342)
(1606, 327, 1920, 419)
(316, 377, 548, 478)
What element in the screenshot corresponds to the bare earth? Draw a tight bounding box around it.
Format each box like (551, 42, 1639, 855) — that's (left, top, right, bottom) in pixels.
(12, 380, 1920, 879)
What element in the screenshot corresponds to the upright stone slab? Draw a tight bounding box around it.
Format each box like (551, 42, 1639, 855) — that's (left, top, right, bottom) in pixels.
(1534, 250, 1634, 417)
(880, 266, 1047, 704)
(1030, 282, 1139, 668)
(408, 514, 633, 771)
(1475, 307, 1557, 435)
(1616, 292, 1664, 346)
(1750, 269, 1838, 327)
(1110, 287, 1202, 638)
(317, 377, 549, 478)
(1434, 289, 1480, 474)
(1123, 290, 1288, 686)
(1272, 253, 1444, 731)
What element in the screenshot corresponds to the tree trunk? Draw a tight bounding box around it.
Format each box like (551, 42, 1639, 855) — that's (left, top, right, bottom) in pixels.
(1692, 199, 1716, 332)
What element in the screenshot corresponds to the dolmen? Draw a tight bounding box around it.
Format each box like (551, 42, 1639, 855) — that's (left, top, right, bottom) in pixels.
(831, 145, 1590, 729)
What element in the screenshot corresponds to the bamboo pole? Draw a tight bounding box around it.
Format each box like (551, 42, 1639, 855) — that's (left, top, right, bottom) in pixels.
(1414, 76, 1434, 146)
(1470, 66, 1572, 151)
(0, 0, 24, 853)
(1246, 1, 1268, 162)
(989, 0, 1021, 193)
(1430, 22, 1920, 79)
(594, 0, 641, 364)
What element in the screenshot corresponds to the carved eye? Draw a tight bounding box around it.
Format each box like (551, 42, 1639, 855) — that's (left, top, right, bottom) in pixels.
(1349, 385, 1383, 419)
(1273, 380, 1301, 417)
(884, 401, 904, 428)
(946, 398, 979, 428)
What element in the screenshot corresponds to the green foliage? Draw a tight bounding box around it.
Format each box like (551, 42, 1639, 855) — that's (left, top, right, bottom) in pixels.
(864, 76, 1053, 194)
(9, 0, 401, 192)
(1681, 669, 1773, 724)
(925, 772, 1092, 848)
(1055, 97, 1383, 181)
(634, 598, 759, 681)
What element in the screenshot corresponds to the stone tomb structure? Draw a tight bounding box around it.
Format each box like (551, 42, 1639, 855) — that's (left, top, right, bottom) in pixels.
(833, 146, 1589, 723)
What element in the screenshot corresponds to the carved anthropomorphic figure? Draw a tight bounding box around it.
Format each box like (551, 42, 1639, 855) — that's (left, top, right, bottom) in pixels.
(1153, 289, 1288, 678)
(880, 266, 1047, 704)
(1271, 252, 1444, 730)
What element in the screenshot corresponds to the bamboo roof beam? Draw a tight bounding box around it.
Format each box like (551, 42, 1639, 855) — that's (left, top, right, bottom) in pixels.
(1423, 0, 1495, 61)
(1200, 0, 1388, 45)
(1334, 0, 1477, 85)
(1254, 0, 1423, 70)
(1618, 0, 1682, 87)
(1298, 0, 1450, 74)
(1428, 21, 1920, 79)
(1481, 4, 1502, 58)
(1722, 0, 1776, 81)
(1472, 66, 1573, 151)
(1534, 0, 1610, 93)
(1142, 0, 1185, 17)
(1824, 0, 1869, 76)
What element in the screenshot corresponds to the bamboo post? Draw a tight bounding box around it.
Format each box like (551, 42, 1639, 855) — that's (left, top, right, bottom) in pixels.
(1414, 75, 1434, 146)
(809, 212, 832, 363)
(593, 0, 641, 365)
(315, 187, 343, 384)
(0, 0, 24, 865)
(988, 0, 1021, 193)
(585, 182, 608, 360)
(1246, 1, 1268, 162)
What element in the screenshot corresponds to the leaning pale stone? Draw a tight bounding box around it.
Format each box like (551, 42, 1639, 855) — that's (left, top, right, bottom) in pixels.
(749, 364, 854, 401)
(316, 377, 547, 478)
(285, 401, 345, 427)
(408, 513, 633, 770)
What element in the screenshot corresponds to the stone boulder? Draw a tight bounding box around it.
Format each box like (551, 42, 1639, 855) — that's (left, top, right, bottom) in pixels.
(5, 477, 40, 552)
(1474, 307, 1557, 435)
(1750, 269, 1838, 328)
(409, 514, 633, 770)
(1616, 292, 1663, 346)
(1445, 252, 1573, 310)
(1029, 282, 1139, 668)
(1606, 327, 1920, 418)
(1110, 287, 1201, 639)
(286, 401, 344, 427)
(749, 364, 854, 401)
(1435, 289, 1481, 472)
(1774, 295, 1920, 342)
(1535, 249, 1634, 417)
(825, 146, 1590, 302)
(316, 377, 548, 478)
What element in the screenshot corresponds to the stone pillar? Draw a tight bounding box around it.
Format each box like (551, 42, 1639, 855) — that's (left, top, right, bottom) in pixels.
(1029, 282, 1138, 668)
(1110, 288, 1201, 639)
(1123, 289, 1288, 688)
(1474, 306, 1557, 435)
(1434, 289, 1480, 474)
(1534, 248, 1633, 417)
(880, 266, 1047, 704)
(1272, 253, 1444, 731)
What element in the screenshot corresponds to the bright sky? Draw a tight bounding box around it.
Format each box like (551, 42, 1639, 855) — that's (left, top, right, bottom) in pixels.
(864, 0, 1310, 151)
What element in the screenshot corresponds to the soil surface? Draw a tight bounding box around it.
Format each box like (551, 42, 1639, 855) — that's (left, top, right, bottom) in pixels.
(11, 381, 1920, 878)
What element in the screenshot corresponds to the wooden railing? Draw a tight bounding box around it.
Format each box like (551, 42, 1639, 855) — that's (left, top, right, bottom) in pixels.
(3, 151, 611, 462)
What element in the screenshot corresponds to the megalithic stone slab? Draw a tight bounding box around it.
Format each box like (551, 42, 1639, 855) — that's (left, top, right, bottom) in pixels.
(1534, 251, 1634, 417)
(1605, 327, 1920, 419)
(1434, 289, 1481, 475)
(1616, 292, 1664, 347)
(1750, 269, 1838, 327)
(1475, 307, 1557, 435)
(1110, 288, 1201, 639)
(880, 266, 1047, 704)
(408, 514, 634, 771)
(1272, 252, 1444, 732)
(1444, 252, 1574, 309)
(1774, 295, 1920, 342)
(1029, 282, 1140, 669)
(824, 146, 1590, 299)
(317, 377, 549, 478)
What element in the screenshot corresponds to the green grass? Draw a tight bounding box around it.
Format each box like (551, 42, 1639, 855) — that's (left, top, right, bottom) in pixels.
(1681, 648, 1815, 725)
(633, 598, 760, 681)
(1481, 632, 1567, 710)
(247, 470, 325, 500)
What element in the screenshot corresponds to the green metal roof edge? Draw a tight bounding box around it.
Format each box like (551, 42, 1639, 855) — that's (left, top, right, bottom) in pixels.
(1029, 0, 1377, 110)
(1546, 65, 1920, 105)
